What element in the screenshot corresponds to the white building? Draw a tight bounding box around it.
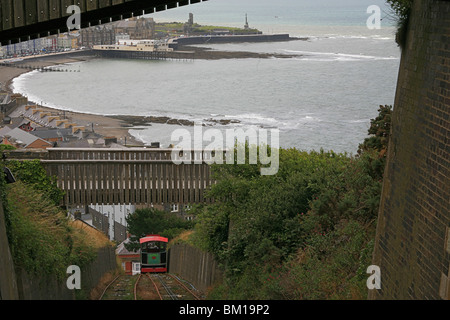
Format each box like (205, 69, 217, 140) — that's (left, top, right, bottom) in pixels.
(94, 39, 173, 52)
(90, 203, 136, 241)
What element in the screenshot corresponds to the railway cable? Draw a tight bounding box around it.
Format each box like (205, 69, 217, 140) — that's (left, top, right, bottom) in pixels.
(166, 274, 201, 300)
(155, 274, 179, 300)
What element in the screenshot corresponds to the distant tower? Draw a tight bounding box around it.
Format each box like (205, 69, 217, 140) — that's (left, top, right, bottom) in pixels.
(188, 13, 194, 26)
(244, 13, 249, 29)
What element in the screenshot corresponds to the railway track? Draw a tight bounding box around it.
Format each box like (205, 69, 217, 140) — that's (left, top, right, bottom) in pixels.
(135, 273, 203, 300)
(99, 274, 136, 300)
(100, 273, 203, 300)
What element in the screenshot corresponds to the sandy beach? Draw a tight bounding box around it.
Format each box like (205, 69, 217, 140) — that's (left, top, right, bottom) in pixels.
(0, 53, 144, 145)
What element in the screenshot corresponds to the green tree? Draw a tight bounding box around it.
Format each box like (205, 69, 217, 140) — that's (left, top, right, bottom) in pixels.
(125, 208, 192, 251)
(193, 105, 392, 299)
(6, 160, 64, 206)
(358, 105, 392, 158)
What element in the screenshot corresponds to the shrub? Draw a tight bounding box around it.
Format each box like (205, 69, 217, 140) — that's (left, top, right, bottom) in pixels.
(386, 0, 413, 49)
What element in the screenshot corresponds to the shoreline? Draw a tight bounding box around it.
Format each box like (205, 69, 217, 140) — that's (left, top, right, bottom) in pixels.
(0, 54, 145, 146)
(0, 44, 298, 146)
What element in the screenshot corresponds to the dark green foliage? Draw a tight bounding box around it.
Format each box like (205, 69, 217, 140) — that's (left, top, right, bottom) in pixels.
(125, 208, 193, 251)
(0, 144, 16, 151)
(192, 105, 391, 299)
(0, 157, 94, 280)
(386, 0, 413, 49)
(6, 160, 64, 206)
(358, 105, 392, 158)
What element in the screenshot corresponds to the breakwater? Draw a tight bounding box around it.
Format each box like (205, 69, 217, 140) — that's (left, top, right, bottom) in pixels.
(171, 33, 302, 47)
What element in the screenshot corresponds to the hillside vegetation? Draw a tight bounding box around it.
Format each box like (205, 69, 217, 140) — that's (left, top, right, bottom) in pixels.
(0, 159, 101, 281)
(188, 105, 391, 299)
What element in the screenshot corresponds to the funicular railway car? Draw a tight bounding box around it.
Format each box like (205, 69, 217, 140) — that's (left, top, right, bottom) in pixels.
(140, 235, 168, 273)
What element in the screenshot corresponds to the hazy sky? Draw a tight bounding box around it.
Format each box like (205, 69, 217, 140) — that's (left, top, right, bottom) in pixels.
(150, 0, 394, 28)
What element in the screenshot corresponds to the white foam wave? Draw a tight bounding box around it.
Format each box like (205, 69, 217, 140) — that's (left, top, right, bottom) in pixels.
(344, 119, 370, 123)
(225, 113, 277, 124)
(322, 34, 394, 41)
(285, 49, 398, 62)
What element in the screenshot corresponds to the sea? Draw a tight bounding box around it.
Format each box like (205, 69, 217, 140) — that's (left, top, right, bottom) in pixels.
(11, 0, 401, 154)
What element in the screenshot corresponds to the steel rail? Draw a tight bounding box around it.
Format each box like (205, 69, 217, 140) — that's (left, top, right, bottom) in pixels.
(133, 274, 142, 300)
(98, 274, 121, 300)
(146, 274, 163, 300)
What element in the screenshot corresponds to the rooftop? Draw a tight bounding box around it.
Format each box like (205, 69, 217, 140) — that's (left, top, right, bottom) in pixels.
(2, 127, 52, 148)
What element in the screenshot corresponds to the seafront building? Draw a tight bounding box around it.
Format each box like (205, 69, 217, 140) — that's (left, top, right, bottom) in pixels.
(1, 13, 261, 58)
(0, 92, 122, 149)
(93, 39, 173, 53)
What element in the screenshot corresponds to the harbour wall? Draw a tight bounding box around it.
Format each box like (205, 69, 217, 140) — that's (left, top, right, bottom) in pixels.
(172, 33, 295, 47)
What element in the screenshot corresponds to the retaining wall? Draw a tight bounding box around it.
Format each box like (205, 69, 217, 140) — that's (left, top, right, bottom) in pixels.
(0, 198, 118, 300)
(12, 246, 117, 300)
(370, 0, 450, 300)
(0, 201, 19, 299)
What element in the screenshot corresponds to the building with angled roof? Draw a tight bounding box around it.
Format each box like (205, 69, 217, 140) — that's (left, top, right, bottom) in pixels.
(1, 127, 53, 149)
(116, 238, 141, 275)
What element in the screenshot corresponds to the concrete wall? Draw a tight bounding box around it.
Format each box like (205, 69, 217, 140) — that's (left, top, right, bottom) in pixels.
(169, 243, 222, 293)
(370, 0, 450, 299)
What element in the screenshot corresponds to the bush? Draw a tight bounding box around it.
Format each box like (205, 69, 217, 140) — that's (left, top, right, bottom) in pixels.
(386, 0, 413, 49)
(125, 208, 193, 251)
(6, 160, 64, 206)
(191, 105, 391, 299)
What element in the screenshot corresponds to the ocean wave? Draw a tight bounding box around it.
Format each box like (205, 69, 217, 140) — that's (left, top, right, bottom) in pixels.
(343, 119, 370, 123)
(322, 34, 394, 41)
(223, 113, 279, 125)
(284, 49, 398, 62)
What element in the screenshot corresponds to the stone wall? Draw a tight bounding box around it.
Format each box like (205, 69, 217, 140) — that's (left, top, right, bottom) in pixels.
(370, 0, 450, 300)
